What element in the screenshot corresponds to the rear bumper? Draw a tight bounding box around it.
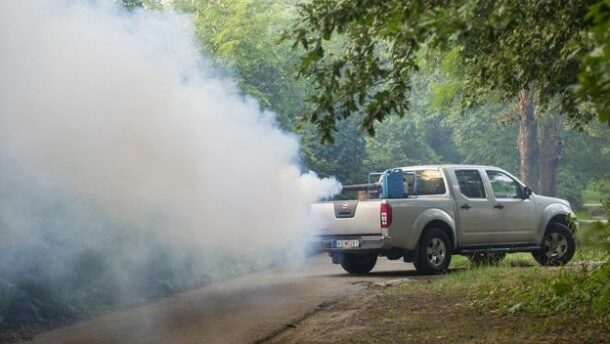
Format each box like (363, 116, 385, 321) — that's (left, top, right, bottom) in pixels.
(312, 234, 391, 253)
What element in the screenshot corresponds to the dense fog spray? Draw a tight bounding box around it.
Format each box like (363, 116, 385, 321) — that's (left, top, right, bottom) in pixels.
(0, 0, 339, 320)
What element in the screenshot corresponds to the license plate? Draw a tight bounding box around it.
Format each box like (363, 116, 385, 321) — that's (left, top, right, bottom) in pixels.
(335, 239, 360, 249)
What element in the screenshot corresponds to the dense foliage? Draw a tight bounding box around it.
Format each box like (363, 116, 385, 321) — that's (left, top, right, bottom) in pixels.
(170, 0, 610, 202)
(288, 0, 609, 140)
(482, 208, 610, 321)
(578, 0, 610, 123)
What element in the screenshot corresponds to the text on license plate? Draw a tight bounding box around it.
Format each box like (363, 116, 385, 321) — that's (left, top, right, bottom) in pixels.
(335, 239, 360, 248)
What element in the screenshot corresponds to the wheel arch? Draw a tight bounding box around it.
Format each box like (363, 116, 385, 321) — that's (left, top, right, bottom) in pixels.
(538, 203, 575, 243)
(424, 220, 455, 249)
(409, 209, 457, 250)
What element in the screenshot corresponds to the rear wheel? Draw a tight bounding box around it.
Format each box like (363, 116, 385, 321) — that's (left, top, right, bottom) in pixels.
(467, 252, 506, 266)
(532, 223, 575, 266)
(341, 254, 377, 274)
(414, 228, 452, 275)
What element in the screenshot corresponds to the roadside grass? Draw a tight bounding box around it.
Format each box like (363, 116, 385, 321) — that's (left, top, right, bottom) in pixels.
(375, 267, 609, 342)
(272, 216, 610, 344)
(373, 221, 610, 343)
(273, 250, 609, 344)
(575, 221, 609, 259)
(372, 265, 609, 343)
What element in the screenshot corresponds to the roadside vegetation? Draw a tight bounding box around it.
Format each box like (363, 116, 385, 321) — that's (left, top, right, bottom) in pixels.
(375, 267, 609, 343)
(376, 212, 610, 343)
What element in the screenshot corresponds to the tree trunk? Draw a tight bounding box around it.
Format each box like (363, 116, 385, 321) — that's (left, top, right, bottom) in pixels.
(517, 87, 539, 191)
(538, 113, 564, 196)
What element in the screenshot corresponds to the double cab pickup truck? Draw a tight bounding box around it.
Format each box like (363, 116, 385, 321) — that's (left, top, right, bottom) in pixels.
(311, 165, 576, 275)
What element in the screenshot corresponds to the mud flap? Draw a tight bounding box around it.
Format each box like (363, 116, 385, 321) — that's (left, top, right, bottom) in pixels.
(330, 253, 344, 264)
(403, 249, 416, 263)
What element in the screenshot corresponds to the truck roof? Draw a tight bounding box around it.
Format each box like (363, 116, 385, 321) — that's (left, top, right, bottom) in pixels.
(398, 164, 502, 171)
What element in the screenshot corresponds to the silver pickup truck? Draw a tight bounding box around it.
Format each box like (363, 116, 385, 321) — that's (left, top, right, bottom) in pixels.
(311, 165, 576, 275)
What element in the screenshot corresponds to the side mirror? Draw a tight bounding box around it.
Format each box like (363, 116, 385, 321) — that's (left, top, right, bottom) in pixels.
(522, 186, 532, 199)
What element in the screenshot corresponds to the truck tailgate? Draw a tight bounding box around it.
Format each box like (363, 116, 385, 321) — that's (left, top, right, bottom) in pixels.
(310, 200, 381, 236)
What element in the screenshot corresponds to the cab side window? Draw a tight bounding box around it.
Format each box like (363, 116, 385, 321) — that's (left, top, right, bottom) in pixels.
(455, 170, 486, 199)
(486, 170, 522, 199)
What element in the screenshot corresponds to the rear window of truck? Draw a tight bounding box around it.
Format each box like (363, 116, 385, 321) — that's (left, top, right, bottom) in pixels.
(404, 170, 446, 195)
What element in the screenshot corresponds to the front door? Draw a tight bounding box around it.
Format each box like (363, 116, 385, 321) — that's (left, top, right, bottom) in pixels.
(485, 170, 537, 244)
(453, 169, 496, 245)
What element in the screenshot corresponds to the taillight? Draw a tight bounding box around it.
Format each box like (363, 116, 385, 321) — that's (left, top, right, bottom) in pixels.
(380, 200, 392, 228)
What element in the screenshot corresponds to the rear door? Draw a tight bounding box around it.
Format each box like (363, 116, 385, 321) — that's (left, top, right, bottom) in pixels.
(484, 170, 537, 244)
(453, 169, 496, 245)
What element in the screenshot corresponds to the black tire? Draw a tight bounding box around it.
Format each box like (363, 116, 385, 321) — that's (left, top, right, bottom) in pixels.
(467, 252, 506, 266)
(341, 254, 377, 274)
(532, 223, 575, 266)
(413, 228, 452, 275)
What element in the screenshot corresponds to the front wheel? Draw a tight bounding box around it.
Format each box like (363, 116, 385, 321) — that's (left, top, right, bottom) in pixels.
(341, 253, 377, 274)
(413, 228, 452, 275)
(532, 223, 575, 266)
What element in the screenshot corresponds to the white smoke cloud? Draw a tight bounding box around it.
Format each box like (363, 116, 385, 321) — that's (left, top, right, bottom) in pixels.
(0, 0, 340, 300)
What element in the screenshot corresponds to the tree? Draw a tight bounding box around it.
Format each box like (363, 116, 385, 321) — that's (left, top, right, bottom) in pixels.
(362, 71, 461, 173)
(362, 113, 442, 172)
(174, 0, 308, 128)
(122, 0, 143, 10)
(299, 116, 366, 185)
(167, 0, 372, 183)
(538, 112, 565, 196)
(152, 0, 608, 198)
(449, 54, 568, 195)
(577, 0, 610, 124)
(289, 0, 608, 195)
(451, 1, 589, 193)
(288, 0, 602, 135)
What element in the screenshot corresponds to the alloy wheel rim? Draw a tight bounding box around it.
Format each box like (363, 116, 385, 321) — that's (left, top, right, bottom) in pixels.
(543, 232, 568, 260)
(426, 238, 446, 267)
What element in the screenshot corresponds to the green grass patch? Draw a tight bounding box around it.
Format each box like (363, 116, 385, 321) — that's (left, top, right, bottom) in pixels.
(397, 259, 610, 321)
(382, 262, 609, 343)
(575, 221, 609, 260)
(400, 217, 610, 326)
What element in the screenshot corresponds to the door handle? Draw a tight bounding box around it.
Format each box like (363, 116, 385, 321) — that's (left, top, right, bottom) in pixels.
(460, 204, 471, 210)
(494, 203, 504, 209)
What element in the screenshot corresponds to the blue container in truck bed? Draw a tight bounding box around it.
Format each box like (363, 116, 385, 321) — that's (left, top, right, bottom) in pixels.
(382, 168, 405, 199)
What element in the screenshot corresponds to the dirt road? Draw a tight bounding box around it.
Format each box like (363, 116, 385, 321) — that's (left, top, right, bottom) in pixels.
(28, 254, 424, 344)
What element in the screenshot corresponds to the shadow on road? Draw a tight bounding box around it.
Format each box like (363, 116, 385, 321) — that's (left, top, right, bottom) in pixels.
(318, 267, 467, 279)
